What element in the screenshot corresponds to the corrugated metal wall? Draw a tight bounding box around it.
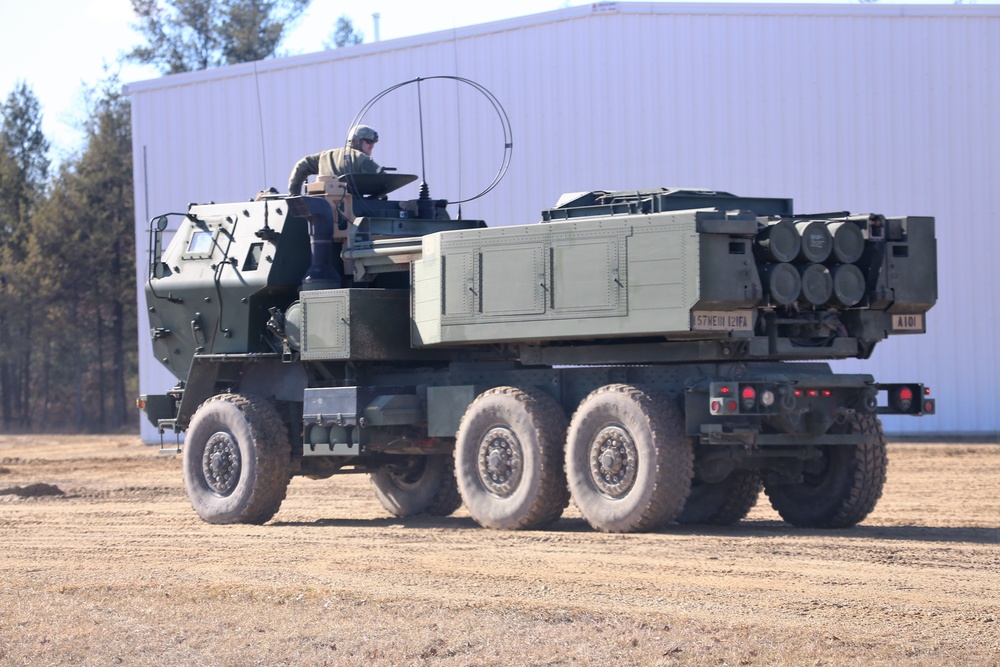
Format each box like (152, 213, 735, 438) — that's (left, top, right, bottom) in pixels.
(130, 3, 1000, 441)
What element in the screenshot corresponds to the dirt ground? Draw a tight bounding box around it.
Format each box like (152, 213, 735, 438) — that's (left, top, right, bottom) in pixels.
(0, 435, 997, 667)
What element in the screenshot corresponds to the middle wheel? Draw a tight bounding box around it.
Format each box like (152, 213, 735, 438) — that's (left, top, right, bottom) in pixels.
(369, 453, 462, 518)
(566, 384, 694, 533)
(455, 386, 570, 529)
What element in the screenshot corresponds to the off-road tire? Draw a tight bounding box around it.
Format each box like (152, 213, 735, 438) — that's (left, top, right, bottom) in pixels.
(455, 386, 569, 530)
(764, 414, 887, 528)
(370, 453, 462, 518)
(678, 470, 762, 525)
(183, 393, 291, 525)
(565, 385, 694, 533)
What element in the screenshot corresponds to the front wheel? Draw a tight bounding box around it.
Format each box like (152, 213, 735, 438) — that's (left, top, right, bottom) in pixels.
(565, 385, 694, 533)
(370, 454, 462, 517)
(183, 393, 291, 525)
(764, 414, 887, 528)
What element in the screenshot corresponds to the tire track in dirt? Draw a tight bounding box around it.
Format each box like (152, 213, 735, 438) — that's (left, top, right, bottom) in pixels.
(1, 437, 997, 666)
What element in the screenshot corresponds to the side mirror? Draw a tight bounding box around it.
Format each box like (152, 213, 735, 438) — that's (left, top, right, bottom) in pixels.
(152, 261, 171, 279)
(149, 216, 170, 281)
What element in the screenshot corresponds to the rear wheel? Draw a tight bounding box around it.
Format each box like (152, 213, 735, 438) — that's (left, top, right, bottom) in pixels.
(565, 385, 694, 533)
(455, 387, 569, 530)
(677, 471, 762, 525)
(370, 453, 462, 517)
(764, 414, 887, 528)
(183, 393, 291, 525)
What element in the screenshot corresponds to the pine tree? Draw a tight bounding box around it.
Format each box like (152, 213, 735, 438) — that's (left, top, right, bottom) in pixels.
(0, 82, 49, 428)
(8, 74, 138, 431)
(128, 0, 311, 73)
(327, 15, 364, 49)
(74, 76, 137, 429)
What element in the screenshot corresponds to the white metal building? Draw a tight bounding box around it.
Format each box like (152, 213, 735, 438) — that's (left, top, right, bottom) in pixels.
(129, 2, 1000, 442)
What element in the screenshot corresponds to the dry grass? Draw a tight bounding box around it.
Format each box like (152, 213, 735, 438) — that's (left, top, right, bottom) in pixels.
(5, 581, 993, 666)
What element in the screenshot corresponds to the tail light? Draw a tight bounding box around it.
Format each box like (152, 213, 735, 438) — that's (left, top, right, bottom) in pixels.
(710, 383, 739, 415)
(876, 383, 934, 415)
(760, 389, 776, 407)
(710, 382, 780, 415)
(893, 386, 914, 412)
(922, 387, 935, 414)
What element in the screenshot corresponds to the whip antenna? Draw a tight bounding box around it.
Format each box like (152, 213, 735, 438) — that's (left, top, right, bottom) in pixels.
(450, 27, 464, 218)
(346, 76, 512, 206)
(416, 77, 427, 183)
(253, 62, 268, 188)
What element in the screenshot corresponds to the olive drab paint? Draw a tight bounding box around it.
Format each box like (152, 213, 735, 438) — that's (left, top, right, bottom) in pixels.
(140, 177, 937, 531)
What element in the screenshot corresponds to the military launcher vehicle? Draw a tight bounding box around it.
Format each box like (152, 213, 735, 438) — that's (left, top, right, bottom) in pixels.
(140, 172, 936, 533)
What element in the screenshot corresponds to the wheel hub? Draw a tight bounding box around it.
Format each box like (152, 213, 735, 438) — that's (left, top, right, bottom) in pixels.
(589, 425, 638, 499)
(202, 431, 241, 496)
(601, 448, 623, 474)
(478, 427, 523, 497)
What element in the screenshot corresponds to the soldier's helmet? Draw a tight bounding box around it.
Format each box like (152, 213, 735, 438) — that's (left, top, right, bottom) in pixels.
(348, 125, 379, 144)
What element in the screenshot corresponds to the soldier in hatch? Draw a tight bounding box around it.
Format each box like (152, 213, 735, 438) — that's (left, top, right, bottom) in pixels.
(287, 124, 381, 194)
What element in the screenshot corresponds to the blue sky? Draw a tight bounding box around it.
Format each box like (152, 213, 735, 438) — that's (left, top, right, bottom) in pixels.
(0, 0, 986, 161)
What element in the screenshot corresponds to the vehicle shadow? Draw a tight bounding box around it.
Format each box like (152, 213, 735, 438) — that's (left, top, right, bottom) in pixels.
(272, 515, 483, 530)
(272, 515, 998, 544)
(664, 520, 1000, 545)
